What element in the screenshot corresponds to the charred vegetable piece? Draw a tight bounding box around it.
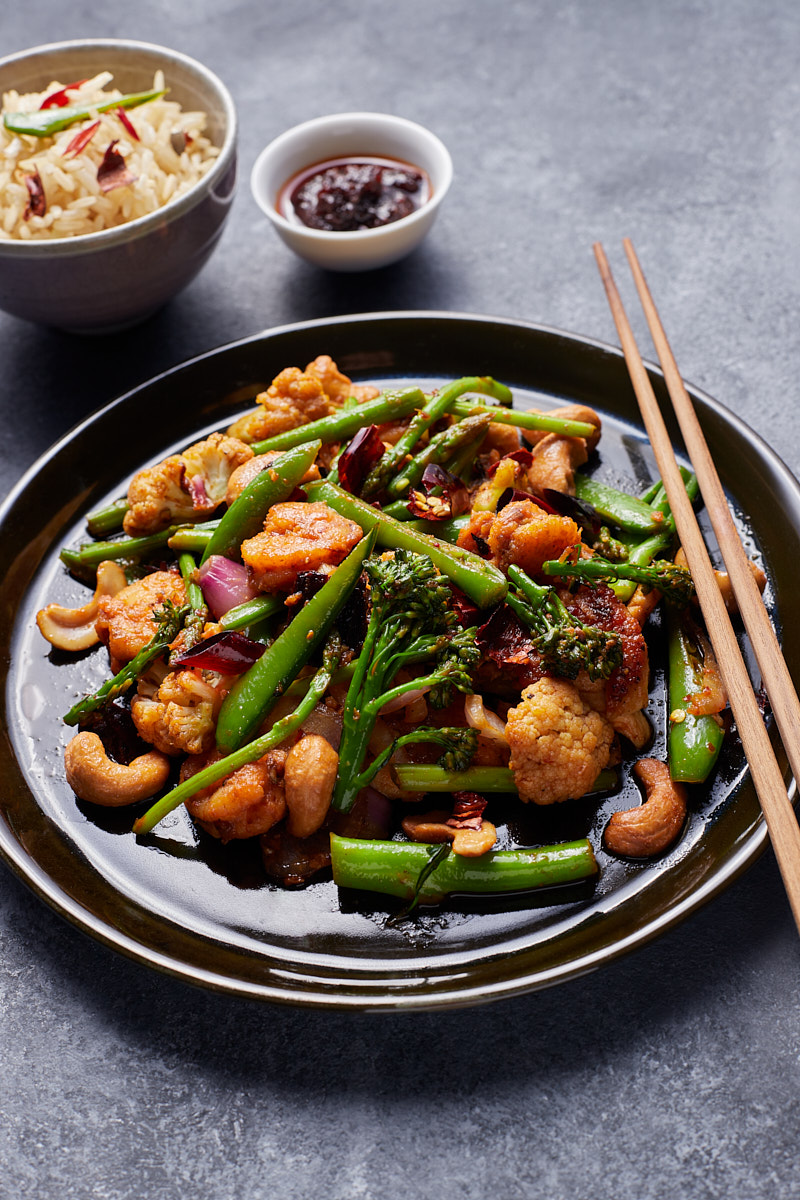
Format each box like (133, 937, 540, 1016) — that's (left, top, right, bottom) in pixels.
(330, 835, 598, 903)
(3, 88, 166, 137)
(215, 530, 376, 753)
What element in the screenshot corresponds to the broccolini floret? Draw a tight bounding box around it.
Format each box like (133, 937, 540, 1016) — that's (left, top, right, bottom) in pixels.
(506, 565, 623, 681)
(331, 550, 480, 813)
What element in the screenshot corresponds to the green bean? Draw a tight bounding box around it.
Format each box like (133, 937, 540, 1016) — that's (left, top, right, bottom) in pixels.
(215, 529, 377, 753)
(304, 479, 507, 609)
(4, 88, 165, 137)
(200, 440, 321, 564)
(667, 609, 725, 783)
(218, 594, 284, 632)
(450, 400, 597, 438)
(249, 387, 426, 455)
(364, 377, 511, 498)
(86, 498, 129, 538)
(330, 835, 598, 903)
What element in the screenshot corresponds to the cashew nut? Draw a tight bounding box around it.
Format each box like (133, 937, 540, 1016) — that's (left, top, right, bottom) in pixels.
(401, 810, 498, 857)
(674, 546, 767, 615)
(284, 734, 339, 838)
(603, 757, 687, 857)
(37, 561, 127, 651)
(64, 731, 171, 807)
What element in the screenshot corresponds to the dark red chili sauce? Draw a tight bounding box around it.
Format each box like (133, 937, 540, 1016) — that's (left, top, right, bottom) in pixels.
(279, 155, 431, 232)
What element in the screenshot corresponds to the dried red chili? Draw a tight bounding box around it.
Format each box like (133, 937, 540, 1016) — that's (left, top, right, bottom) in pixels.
(64, 119, 100, 158)
(23, 171, 46, 219)
(97, 140, 136, 193)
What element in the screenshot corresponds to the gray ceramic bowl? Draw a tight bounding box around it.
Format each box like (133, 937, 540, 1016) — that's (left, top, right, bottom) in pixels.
(0, 39, 237, 333)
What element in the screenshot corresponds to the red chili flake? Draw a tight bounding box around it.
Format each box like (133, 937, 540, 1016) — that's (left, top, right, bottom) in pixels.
(96, 140, 137, 193)
(116, 107, 140, 141)
(475, 604, 537, 667)
(64, 119, 100, 158)
(39, 79, 90, 109)
(448, 792, 487, 830)
(447, 583, 480, 627)
(486, 449, 534, 477)
(337, 424, 385, 494)
(171, 631, 265, 673)
(406, 464, 470, 521)
(23, 171, 46, 219)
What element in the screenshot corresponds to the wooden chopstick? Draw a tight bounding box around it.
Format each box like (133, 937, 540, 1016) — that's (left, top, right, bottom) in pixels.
(593, 240, 800, 932)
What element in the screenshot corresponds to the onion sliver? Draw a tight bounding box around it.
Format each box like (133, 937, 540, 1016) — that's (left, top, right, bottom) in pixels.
(198, 555, 258, 619)
(465, 693, 508, 742)
(378, 686, 431, 716)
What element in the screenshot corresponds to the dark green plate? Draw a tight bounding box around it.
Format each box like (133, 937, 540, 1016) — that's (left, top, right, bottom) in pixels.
(0, 312, 795, 1010)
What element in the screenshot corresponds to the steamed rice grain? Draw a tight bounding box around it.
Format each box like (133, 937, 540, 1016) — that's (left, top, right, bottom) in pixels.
(0, 71, 219, 240)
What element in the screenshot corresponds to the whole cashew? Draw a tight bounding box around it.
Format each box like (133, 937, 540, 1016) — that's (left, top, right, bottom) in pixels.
(64, 731, 171, 807)
(284, 734, 339, 838)
(603, 757, 687, 857)
(401, 810, 498, 857)
(37, 561, 127, 651)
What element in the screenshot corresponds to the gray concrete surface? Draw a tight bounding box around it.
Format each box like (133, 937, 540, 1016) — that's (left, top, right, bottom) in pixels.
(2, 2, 800, 1197)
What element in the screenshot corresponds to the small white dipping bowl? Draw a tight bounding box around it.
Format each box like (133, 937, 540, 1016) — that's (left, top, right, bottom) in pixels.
(250, 112, 452, 272)
(0, 39, 237, 333)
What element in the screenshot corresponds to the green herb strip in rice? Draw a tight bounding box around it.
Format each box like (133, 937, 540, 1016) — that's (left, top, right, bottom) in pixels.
(0, 70, 220, 240)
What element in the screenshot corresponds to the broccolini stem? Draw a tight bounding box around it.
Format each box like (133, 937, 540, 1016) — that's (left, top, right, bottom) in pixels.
(330, 835, 598, 903)
(64, 602, 190, 726)
(393, 764, 618, 793)
(542, 554, 696, 606)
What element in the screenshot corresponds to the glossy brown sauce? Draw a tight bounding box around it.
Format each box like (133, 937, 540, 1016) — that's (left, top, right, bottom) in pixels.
(278, 155, 431, 232)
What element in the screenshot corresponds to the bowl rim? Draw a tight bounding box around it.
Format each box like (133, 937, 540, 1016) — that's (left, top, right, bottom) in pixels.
(0, 37, 237, 257)
(250, 110, 453, 244)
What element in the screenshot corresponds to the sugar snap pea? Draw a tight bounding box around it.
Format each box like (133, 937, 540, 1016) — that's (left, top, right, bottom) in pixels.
(667, 609, 725, 783)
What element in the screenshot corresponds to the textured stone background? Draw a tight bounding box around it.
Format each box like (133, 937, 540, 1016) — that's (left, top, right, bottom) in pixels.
(2, 3, 800, 1197)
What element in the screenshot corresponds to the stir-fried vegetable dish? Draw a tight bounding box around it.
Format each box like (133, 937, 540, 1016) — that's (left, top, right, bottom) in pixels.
(38, 354, 765, 910)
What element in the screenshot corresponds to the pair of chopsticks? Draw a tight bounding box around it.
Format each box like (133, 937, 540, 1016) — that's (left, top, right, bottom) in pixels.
(594, 239, 800, 933)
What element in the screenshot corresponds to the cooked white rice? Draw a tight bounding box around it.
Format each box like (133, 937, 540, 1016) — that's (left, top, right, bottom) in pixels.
(0, 70, 219, 240)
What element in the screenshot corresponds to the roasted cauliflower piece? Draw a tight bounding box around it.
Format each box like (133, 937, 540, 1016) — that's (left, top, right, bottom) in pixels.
(241, 500, 363, 592)
(182, 750, 287, 842)
(95, 571, 187, 665)
(227, 355, 377, 444)
(131, 668, 227, 757)
(486, 499, 581, 578)
(123, 432, 254, 536)
(506, 676, 614, 804)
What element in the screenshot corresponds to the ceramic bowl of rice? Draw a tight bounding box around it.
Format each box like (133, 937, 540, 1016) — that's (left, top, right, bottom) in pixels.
(0, 39, 237, 332)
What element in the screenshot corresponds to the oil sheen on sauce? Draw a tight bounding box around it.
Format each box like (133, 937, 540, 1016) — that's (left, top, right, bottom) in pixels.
(278, 155, 431, 232)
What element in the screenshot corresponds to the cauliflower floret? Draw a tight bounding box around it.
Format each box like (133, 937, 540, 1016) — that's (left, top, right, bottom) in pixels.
(182, 750, 287, 842)
(227, 355, 379, 444)
(123, 433, 254, 536)
(131, 668, 226, 756)
(241, 500, 363, 592)
(506, 676, 614, 804)
(486, 500, 580, 578)
(95, 571, 187, 665)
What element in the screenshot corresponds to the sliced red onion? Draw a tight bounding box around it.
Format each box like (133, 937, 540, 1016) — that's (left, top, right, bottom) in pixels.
(378, 685, 431, 716)
(198, 555, 258, 619)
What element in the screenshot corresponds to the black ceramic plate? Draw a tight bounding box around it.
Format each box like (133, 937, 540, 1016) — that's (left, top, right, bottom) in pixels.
(1, 312, 796, 1010)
